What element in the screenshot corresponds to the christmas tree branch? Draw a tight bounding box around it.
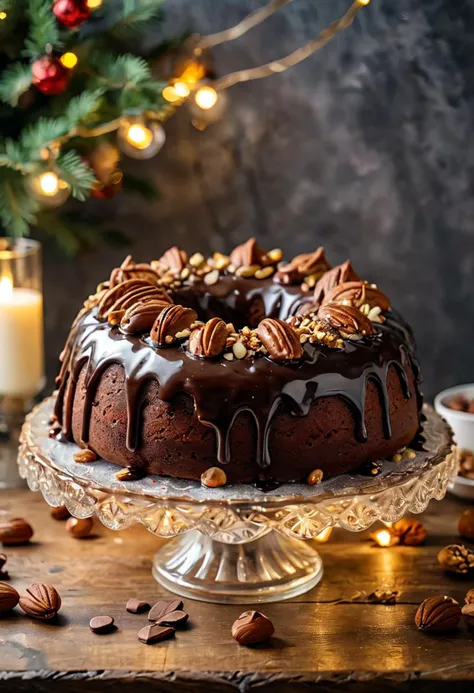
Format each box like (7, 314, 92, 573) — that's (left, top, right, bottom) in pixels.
(23, 0, 62, 58)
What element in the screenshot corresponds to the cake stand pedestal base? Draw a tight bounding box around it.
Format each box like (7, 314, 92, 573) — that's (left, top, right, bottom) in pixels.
(153, 529, 323, 604)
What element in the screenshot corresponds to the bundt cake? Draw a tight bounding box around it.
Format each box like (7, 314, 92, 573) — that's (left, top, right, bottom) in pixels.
(53, 239, 422, 488)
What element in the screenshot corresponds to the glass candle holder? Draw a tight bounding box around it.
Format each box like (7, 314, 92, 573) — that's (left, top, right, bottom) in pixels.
(0, 238, 44, 473)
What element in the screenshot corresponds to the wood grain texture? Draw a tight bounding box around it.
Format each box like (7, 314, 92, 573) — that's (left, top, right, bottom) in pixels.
(1, 483, 474, 691)
(37, 0, 474, 400)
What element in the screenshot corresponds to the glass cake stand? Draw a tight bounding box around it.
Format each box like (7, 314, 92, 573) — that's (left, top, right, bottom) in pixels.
(18, 397, 458, 604)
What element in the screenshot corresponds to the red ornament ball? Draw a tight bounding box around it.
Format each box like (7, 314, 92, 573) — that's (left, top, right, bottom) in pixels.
(53, 0, 90, 29)
(32, 56, 70, 95)
(90, 170, 123, 200)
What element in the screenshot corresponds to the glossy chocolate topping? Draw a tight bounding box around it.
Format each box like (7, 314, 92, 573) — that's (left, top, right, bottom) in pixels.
(55, 273, 421, 471)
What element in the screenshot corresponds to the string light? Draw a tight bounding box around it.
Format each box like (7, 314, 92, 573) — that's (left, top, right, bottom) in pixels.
(194, 85, 218, 110)
(179, 61, 206, 86)
(174, 81, 190, 98)
(0, 11, 7, 20)
(117, 120, 166, 159)
(189, 82, 227, 128)
(126, 124, 154, 150)
(60, 52, 78, 69)
(30, 171, 70, 207)
(38, 172, 60, 196)
(162, 86, 182, 104)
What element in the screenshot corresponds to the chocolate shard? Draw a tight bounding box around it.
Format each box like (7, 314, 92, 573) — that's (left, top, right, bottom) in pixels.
(148, 598, 183, 622)
(137, 624, 175, 644)
(89, 615, 115, 634)
(126, 598, 150, 614)
(157, 610, 189, 627)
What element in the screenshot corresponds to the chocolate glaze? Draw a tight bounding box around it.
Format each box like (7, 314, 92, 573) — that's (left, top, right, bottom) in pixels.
(173, 274, 311, 328)
(55, 275, 422, 473)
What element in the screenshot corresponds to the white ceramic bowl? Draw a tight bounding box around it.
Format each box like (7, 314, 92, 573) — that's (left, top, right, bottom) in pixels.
(434, 383, 474, 500)
(434, 383, 474, 451)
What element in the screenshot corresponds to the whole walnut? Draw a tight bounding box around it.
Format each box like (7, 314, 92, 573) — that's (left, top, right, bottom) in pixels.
(391, 517, 427, 546)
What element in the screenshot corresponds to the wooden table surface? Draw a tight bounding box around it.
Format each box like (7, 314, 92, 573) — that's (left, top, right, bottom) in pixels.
(1, 483, 474, 692)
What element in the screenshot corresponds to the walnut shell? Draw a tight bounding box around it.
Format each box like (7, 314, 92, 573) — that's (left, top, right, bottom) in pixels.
(231, 611, 275, 645)
(391, 517, 427, 546)
(438, 544, 474, 574)
(19, 583, 62, 620)
(188, 318, 228, 358)
(256, 318, 303, 362)
(150, 305, 197, 346)
(415, 595, 461, 633)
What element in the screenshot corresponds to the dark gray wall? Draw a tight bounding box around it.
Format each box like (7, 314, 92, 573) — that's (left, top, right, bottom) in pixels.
(42, 0, 474, 400)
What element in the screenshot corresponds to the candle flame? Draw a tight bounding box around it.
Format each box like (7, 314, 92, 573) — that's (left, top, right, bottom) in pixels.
(0, 275, 13, 302)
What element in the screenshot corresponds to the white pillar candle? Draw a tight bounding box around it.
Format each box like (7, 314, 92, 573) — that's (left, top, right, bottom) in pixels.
(0, 276, 44, 397)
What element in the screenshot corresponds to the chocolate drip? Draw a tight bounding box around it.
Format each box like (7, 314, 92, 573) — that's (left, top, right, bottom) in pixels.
(55, 302, 421, 470)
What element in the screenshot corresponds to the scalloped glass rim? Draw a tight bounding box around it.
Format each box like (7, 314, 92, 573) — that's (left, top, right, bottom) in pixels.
(17, 397, 459, 540)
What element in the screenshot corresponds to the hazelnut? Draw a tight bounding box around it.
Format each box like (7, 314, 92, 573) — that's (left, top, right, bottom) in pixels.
(458, 508, 474, 540)
(51, 506, 70, 521)
(65, 517, 94, 539)
(0, 518, 34, 545)
(201, 467, 227, 488)
(307, 469, 323, 485)
(231, 610, 275, 645)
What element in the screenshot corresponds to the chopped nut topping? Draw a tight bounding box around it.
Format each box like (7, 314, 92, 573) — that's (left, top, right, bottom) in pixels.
(235, 264, 261, 278)
(254, 266, 274, 280)
(204, 269, 219, 285)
